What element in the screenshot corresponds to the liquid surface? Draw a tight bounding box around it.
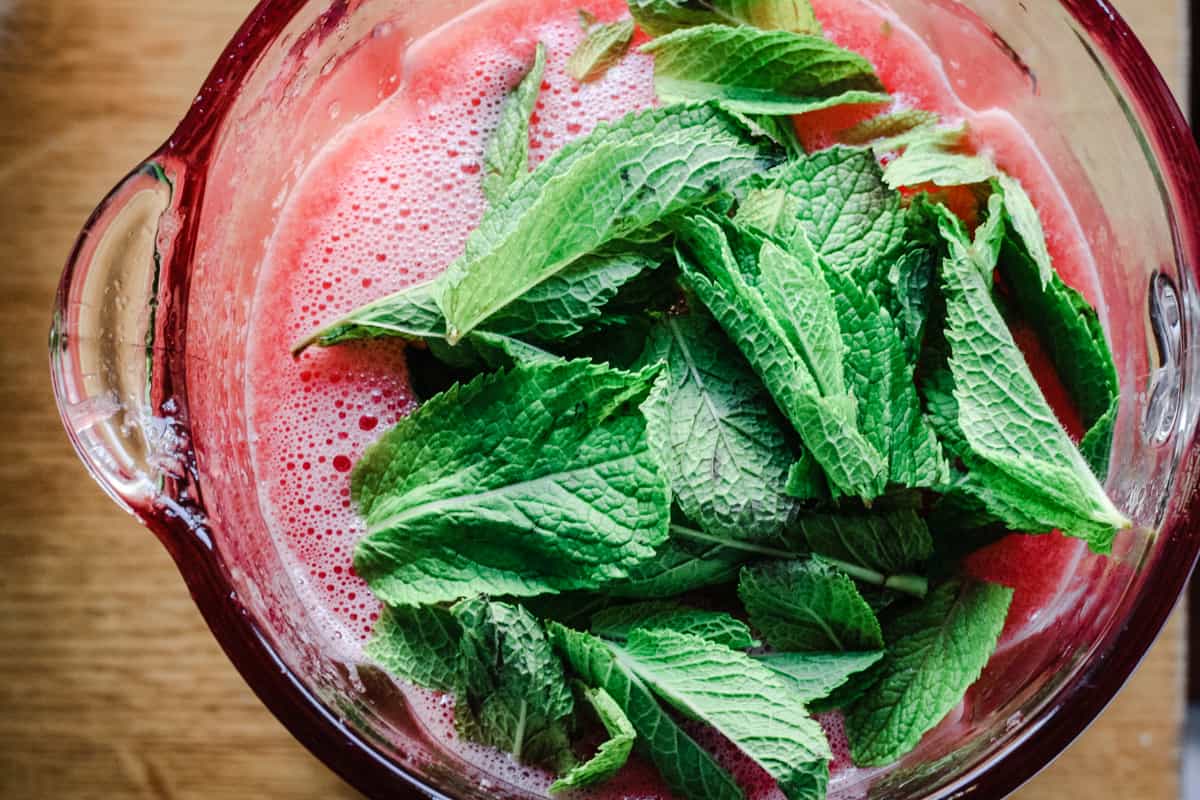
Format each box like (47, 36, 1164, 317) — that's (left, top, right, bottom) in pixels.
(245, 0, 1101, 792)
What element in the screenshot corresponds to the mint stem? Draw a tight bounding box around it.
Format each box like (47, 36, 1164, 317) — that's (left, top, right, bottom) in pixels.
(819, 557, 928, 598)
(668, 525, 928, 598)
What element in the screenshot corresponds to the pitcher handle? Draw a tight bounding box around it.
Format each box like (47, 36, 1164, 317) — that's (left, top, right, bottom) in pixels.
(50, 161, 189, 519)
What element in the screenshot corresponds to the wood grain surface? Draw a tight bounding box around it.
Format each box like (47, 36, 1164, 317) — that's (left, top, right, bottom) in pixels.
(0, 1, 1188, 798)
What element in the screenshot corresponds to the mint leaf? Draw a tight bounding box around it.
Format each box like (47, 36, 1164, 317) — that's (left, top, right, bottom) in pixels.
(453, 598, 575, 767)
(294, 279, 444, 352)
(676, 215, 886, 500)
(995, 188, 1119, 433)
(883, 144, 995, 189)
(835, 109, 938, 145)
(605, 528, 748, 598)
(550, 686, 636, 793)
(297, 246, 659, 351)
(845, 579, 1013, 766)
(868, 121, 967, 156)
(995, 173, 1054, 288)
(821, 264, 947, 490)
(739, 560, 884, 651)
(1080, 396, 1118, 479)
(618, 628, 832, 800)
(591, 600, 755, 648)
(352, 360, 670, 605)
(366, 605, 463, 693)
(638, 311, 798, 542)
(884, 239, 940, 361)
(484, 43, 546, 203)
(549, 624, 746, 800)
(940, 219, 1129, 551)
(568, 19, 635, 82)
(755, 650, 883, 703)
(440, 103, 781, 342)
(794, 508, 933, 579)
(748, 114, 806, 158)
(643, 25, 887, 116)
(630, 0, 822, 37)
(760, 147, 906, 273)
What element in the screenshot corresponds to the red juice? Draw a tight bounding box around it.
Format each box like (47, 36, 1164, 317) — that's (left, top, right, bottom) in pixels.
(244, 0, 1103, 791)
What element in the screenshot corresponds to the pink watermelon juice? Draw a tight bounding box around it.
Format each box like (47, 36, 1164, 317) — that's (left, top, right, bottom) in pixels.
(244, 0, 1103, 791)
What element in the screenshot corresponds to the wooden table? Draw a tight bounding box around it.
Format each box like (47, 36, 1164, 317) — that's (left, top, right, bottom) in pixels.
(0, 1, 1187, 798)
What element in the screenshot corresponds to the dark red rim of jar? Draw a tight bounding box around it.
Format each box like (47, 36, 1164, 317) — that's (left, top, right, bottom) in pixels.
(136, 1, 1200, 798)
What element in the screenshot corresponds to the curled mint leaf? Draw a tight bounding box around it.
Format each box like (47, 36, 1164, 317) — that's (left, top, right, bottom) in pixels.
(643, 25, 887, 116)
(550, 686, 636, 793)
(549, 624, 746, 800)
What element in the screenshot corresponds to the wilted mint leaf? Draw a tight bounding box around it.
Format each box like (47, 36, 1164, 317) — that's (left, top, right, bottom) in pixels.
(550, 686, 636, 793)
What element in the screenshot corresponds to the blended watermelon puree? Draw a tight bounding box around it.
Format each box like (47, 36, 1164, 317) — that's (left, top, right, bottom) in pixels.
(244, 0, 1102, 793)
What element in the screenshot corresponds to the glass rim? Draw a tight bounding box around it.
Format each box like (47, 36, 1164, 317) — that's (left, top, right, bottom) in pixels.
(52, 0, 1200, 798)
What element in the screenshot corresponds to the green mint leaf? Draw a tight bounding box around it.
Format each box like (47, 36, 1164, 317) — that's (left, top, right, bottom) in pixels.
(643, 25, 887, 116)
(294, 279, 444, 352)
(1080, 396, 1118, 479)
(366, 605, 464, 693)
(821, 265, 947, 490)
(676, 215, 885, 500)
(550, 686, 636, 793)
(483, 43, 547, 203)
(885, 239, 940, 362)
(591, 600, 755, 648)
(638, 311, 798, 542)
(868, 121, 967, 156)
(352, 360, 670, 605)
(835, 108, 938, 145)
(995, 173, 1054, 288)
(630, 0, 822, 38)
(785, 452, 827, 499)
(883, 144, 996, 189)
(440, 103, 781, 342)
(845, 579, 1013, 766)
(617, 629, 832, 800)
(548, 624, 746, 800)
(298, 246, 659, 350)
(940, 219, 1129, 551)
(995, 188, 1119, 434)
(747, 114, 806, 158)
(567, 19, 635, 82)
(761, 146, 906, 273)
(453, 598, 575, 767)
(739, 560, 884, 651)
(755, 650, 883, 703)
(794, 508, 933, 580)
(604, 527, 748, 598)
